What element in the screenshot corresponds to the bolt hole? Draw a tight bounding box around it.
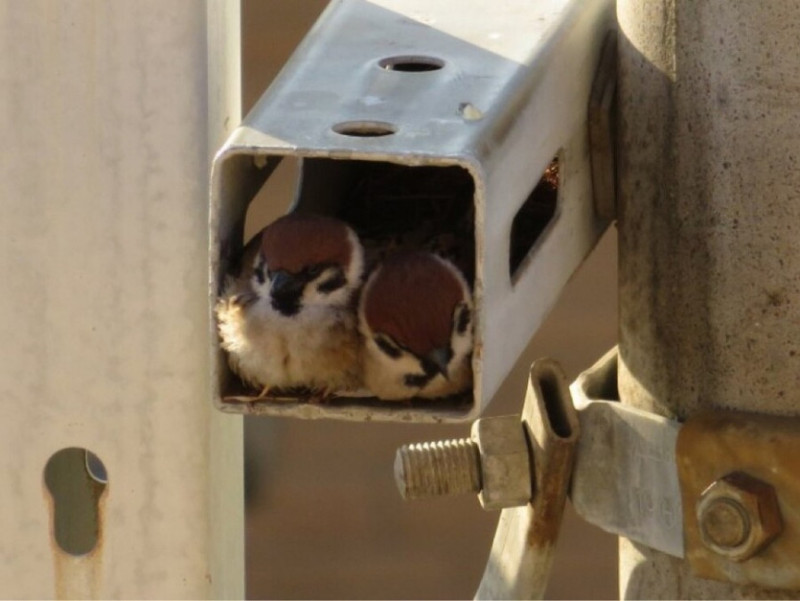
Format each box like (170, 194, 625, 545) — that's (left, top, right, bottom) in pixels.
(332, 121, 397, 137)
(378, 55, 445, 72)
(44, 447, 108, 556)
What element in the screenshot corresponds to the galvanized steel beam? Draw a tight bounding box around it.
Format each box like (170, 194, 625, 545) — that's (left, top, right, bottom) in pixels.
(0, 2, 243, 597)
(210, 0, 615, 423)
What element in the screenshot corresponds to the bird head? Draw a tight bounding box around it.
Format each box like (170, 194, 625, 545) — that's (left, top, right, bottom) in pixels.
(359, 252, 473, 393)
(250, 214, 363, 317)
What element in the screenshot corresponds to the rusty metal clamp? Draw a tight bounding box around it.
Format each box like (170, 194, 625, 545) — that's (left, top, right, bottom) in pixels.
(474, 359, 580, 600)
(678, 411, 800, 590)
(397, 346, 800, 596)
(572, 347, 800, 591)
(392, 359, 579, 599)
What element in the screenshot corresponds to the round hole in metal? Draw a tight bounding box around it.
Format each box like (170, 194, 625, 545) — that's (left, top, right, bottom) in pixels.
(332, 121, 397, 137)
(378, 55, 445, 72)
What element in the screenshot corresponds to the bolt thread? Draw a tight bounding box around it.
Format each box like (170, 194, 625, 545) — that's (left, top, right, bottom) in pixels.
(394, 438, 481, 500)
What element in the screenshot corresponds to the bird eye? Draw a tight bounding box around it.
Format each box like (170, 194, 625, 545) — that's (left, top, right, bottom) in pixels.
(305, 265, 324, 279)
(317, 270, 346, 294)
(374, 334, 402, 359)
(454, 303, 471, 335)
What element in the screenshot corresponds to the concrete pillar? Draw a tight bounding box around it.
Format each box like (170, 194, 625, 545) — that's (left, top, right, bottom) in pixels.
(617, 1, 800, 598)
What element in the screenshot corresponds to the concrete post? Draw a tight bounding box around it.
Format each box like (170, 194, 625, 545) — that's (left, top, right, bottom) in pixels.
(617, 1, 800, 597)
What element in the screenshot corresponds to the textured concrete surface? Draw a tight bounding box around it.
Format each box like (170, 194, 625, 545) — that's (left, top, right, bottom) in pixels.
(241, 1, 618, 598)
(617, 0, 800, 597)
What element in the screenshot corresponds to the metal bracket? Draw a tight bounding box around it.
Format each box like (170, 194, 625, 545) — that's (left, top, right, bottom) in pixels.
(209, 0, 615, 423)
(588, 30, 618, 220)
(677, 411, 800, 589)
(394, 346, 800, 594)
(569, 347, 685, 558)
(572, 347, 800, 591)
(392, 359, 579, 598)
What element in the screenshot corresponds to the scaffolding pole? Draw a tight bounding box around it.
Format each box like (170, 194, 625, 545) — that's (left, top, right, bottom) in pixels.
(617, 0, 800, 597)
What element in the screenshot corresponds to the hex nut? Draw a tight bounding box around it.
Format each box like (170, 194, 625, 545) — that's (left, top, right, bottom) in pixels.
(696, 471, 783, 562)
(471, 415, 532, 510)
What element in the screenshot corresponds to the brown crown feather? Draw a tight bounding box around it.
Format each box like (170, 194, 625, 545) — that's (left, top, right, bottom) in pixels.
(259, 214, 353, 273)
(364, 252, 466, 357)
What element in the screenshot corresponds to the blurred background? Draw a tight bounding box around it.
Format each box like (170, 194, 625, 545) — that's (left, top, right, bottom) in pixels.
(240, 1, 619, 598)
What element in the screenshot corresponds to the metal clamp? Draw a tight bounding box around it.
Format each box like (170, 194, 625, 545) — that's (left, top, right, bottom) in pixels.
(395, 345, 800, 594)
(475, 359, 579, 600)
(677, 410, 800, 589)
(569, 347, 684, 558)
(574, 347, 800, 590)
(209, 0, 615, 423)
(393, 358, 579, 599)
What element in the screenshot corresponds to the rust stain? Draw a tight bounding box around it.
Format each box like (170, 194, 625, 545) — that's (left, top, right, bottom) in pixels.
(526, 438, 577, 548)
(677, 410, 800, 590)
(524, 360, 581, 577)
(45, 464, 108, 599)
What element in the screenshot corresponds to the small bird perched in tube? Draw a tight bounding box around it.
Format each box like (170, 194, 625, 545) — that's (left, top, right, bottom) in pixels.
(358, 251, 473, 400)
(215, 213, 364, 396)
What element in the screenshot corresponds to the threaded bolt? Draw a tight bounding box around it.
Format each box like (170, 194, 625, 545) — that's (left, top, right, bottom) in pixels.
(393, 415, 531, 510)
(394, 438, 481, 500)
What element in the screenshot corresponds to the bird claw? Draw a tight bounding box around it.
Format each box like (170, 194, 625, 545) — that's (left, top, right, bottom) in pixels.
(307, 388, 334, 405)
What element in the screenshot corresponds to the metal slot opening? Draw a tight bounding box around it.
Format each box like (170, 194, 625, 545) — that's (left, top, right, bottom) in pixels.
(332, 121, 397, 137)
(44, 448, 108, 556)
(536, 370, 572, 439)
(378, 55, 445, 72)
(220, 157, 477, 415)
(509, 157, 559, 281)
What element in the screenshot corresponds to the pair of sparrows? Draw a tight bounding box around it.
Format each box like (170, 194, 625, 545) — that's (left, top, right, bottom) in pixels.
(215, 213, 473, 401)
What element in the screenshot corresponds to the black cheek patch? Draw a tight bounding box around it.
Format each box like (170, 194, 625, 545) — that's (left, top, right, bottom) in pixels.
(404, 373, 434, 388)
(456, 305, 471, 335)
(271, 295, 301, 317)
(420, 356, 446, 378)
(317, 270, 346, 294)
(375, 336, 402, 359)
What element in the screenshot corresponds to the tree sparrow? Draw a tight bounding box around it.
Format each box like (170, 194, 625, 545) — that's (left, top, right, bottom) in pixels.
(216, 213, 364, 396)
(358, 251, 473, 400)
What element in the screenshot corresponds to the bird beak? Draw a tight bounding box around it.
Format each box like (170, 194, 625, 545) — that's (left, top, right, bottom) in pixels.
(268, 270, 307, 316)
(426, 347, 453, 380)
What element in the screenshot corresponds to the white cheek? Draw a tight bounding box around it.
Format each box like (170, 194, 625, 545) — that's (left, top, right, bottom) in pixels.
(367, 341, 422, 377)
(451, 328, 473, 360)
(301, 278, 352, 308)
(251, 276, 272, 302)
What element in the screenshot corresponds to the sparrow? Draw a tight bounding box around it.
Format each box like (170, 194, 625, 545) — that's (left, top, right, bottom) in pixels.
(215, 213, 364, 396)
(358, 251, 473, 400)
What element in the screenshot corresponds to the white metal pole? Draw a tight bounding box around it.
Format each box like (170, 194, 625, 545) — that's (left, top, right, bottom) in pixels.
(0, 1, 243, 598)
(617, 0, 800, 597)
